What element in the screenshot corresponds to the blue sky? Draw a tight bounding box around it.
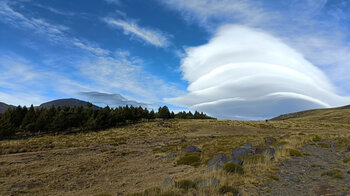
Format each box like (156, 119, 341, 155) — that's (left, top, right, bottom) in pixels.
(1, 0, 350, 119)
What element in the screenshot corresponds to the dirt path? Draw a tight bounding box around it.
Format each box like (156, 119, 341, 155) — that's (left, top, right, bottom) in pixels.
(264, 139, 350, 196)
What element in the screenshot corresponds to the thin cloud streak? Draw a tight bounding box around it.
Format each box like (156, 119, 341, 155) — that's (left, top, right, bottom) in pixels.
(104, 18, 170, 47)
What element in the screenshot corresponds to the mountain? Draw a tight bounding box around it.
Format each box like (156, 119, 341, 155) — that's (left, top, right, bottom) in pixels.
(39, 98, 100, 109)
(0, 102, 15, 113)
(271, 105, 350, 124)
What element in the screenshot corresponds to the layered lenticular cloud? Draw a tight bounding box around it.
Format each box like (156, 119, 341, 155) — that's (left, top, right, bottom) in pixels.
(166, 25, 350, 119)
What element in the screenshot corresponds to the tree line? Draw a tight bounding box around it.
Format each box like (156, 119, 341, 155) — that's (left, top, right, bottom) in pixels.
(0, 104, 213, 138)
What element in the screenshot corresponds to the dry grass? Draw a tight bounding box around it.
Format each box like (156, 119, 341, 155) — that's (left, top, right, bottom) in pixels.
(0, 119, 349, 195)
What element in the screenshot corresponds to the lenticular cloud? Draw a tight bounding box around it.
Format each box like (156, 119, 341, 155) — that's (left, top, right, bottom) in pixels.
(166, 25, 349, 119)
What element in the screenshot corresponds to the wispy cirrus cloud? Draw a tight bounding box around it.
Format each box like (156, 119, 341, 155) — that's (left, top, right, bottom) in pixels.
(0, 1, 183, 107)
(104, 18, 171, 47)
(105, 0, 122, 5)
(0, 1, 108, 56)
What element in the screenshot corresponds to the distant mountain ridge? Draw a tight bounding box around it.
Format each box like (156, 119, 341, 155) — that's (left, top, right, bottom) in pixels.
(0, 98, 100, 113)
(0, 102, 15, 113)
(271, 104, 350, 124)
(39, 98, 100, 109)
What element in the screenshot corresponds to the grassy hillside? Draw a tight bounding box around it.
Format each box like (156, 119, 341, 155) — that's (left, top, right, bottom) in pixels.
(271, 105, 350, 124)
(0, 119, 349, 195)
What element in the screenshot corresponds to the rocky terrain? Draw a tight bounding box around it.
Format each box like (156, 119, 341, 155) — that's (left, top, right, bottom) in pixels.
(0, 119, 348, 195)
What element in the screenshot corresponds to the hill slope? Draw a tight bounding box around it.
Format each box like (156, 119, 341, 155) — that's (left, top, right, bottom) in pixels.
(0, 102, 15, 113)
(271, 105, 350, 124)
(39, 98, 100, 109)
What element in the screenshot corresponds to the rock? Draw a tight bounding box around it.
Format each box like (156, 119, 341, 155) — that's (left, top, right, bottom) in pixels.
(254, 146, 275, 159)
(207, 154, 230, 170)
(161, 177, 175, 190)
(196, 178, 220, 188)
(243, 142, 253, 149)
(209, 135, 215, 139)
(183, 145, 202, 153)
(163, 153, 177, 159)
(232, 148, 254, 158)
(264, 137, 277, 145)
(276, 145, 283, 149)
(232, 156, 243, 165)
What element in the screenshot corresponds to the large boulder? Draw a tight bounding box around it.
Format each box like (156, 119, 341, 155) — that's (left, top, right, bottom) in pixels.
(232, 148, 254, 158)
(183, 145, 202, 153)
(254, 146, 275, 159)
(232, 156, 244, 165)
(264, 137, 277, 145)
(207, 154, 230, 170)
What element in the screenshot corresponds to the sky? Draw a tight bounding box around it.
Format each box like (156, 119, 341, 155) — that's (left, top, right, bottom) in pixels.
(1, 0, 350, 120)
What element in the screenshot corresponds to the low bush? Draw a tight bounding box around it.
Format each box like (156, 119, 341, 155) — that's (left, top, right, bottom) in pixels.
(175, 180, 196, 190)
(288, 148, 303, 156)
(218, 185, 239, 195)
(177, 153, 201, 166)
(223, 163, 244, 174)
(343, 157, 350, 163)
(321, 171, 344, 179)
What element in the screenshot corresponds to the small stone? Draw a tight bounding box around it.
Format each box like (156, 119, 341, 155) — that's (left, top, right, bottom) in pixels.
(244, 142, 253, 149)
(161, 177, 175, 190)
(276, 145, 283, 149)
(183, 145, 202, 153)
(264, 137, 277, 145)
(232, 156, 243, 165)
(232, 148, 254, 158)
(163, 153, 177, 159)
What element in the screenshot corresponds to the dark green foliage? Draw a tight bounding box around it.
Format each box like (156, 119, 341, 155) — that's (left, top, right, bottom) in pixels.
(0, 104, 213, 138)
(223, 163, 244, 174)
(175, 180, 196, 190)
(157, 106, 171, 119)
(219, 185, 239, 195)
(175, 111, 213, 119)
(177, 153, 201, 166)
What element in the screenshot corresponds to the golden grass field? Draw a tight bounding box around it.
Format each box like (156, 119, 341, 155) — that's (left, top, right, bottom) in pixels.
(0, 119, 349, 195)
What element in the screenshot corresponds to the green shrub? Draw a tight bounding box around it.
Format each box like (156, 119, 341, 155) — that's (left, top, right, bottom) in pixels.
(177, 153, 201, 166)
(312, 135, 322, 142)
(288, 149, 302, 156)
(219, 185, 239, 195)
(175, 180, 196, 190)
(223, 163, 244, 174)
(321, 171, 344, 179)
(343, 157, 350, 163)
(337, 137, 350, 148)
(266, 174, 279, 181)
(318, 143, 330, 148)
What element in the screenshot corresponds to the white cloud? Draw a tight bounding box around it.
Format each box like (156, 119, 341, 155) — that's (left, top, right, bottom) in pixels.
(159, 0, 272, 29)
(105, 0, 122, 5)
(166, 25, 350, 119)
(104, 18, 170, 47)
(0, 1, 109, 56)
(79, 53, 184, 103)
(73, 41, 110, 56)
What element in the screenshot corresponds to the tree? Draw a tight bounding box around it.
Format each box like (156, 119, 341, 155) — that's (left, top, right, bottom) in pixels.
(0, 110, 16, 137)
(158, 106, 171, 119)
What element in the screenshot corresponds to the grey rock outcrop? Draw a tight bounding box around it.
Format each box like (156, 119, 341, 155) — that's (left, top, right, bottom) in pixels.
(183, 145, 202, 153)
